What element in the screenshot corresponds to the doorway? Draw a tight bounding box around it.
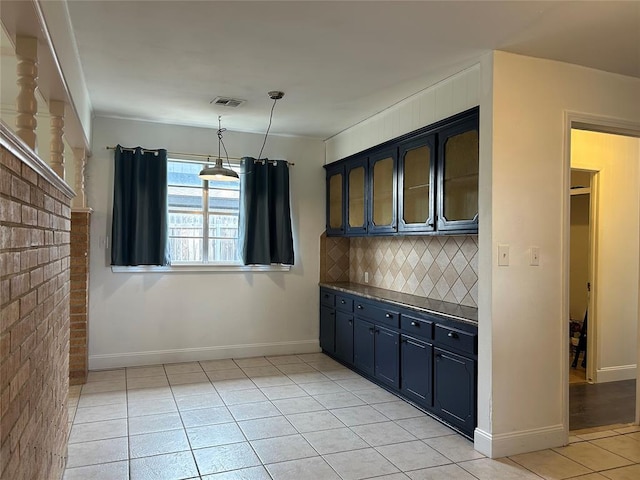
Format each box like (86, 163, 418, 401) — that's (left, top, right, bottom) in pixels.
(567, 127, 640, 432)
(569, 169, 593, 385)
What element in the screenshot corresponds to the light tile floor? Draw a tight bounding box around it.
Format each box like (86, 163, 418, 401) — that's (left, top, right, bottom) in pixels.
(64, 353, 640, 480)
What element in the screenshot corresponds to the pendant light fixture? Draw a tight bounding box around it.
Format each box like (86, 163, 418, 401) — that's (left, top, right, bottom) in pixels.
(199, 91, 285, 181)
(199, 116, 239, 181)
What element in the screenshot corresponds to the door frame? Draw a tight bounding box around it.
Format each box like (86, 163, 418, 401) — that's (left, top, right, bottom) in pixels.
(562, 111, 640, 438)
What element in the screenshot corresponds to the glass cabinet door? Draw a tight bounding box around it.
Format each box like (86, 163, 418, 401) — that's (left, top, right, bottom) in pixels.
(325, 165, 344, 235)
(437, 116, 479, 232)
(346, 157, 368, 235)
(398, 134, 435, 232)
(368, 148, 397, 234)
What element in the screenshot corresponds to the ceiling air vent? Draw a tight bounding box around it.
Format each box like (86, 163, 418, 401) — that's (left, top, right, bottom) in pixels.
(210, 96, 246, 108)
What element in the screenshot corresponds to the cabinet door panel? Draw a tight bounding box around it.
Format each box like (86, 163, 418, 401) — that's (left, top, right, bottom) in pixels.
(335, 312, 354, 364)
(374, 326, 400, 388)
(437, 115, 479, 233)
(368, 148, 397, 234)
(354, 318, 375, 376)
(401, 335, 433, 406)
(434, 347, 476, 434)
(326, 165, 345, 235)
(398, 134, 436, 232)
(320, 305, 336, 354)
(346, 157, 368, 235)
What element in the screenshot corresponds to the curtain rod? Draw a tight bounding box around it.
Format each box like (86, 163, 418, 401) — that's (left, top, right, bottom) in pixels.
(105, 146, 294, 165)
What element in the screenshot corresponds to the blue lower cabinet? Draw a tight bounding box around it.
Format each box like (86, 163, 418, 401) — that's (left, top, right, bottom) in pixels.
(320, 287, 477, 439)
(374, 326, 400, 388)
(434, 347, 476, 435)
(400, 335, 433, 407)
(335, 311, 354, 363)
(354, 318, 375, 376)
(320, 305, 335, 354)
(354, 319, 400, 388)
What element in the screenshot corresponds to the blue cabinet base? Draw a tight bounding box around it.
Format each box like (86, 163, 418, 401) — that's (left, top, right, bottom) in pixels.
(320, 286, 477, 439)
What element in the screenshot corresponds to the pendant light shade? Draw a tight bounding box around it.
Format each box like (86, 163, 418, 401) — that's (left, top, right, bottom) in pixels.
(199, 158, 239, 181)
(199, 116, 239, 181)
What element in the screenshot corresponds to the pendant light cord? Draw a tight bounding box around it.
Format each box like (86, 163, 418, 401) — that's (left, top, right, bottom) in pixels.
(216, 115, 232, 168)
(257, 97, 279, 161)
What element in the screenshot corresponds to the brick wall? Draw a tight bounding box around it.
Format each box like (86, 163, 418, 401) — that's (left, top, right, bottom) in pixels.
(69, 210, 90, 385)
(1, 143, 73, 480)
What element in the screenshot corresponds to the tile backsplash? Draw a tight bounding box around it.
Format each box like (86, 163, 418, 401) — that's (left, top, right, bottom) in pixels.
(319, 234, 478, 308)
(319, 233, 350, 283)
(350, 236, 478, 307)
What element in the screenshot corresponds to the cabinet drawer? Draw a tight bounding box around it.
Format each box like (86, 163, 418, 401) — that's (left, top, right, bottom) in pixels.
(336, 295, 353, 312)
(401, 314, 433, 340)
(354, 301, 399, 328)
(435, 324, 477, 355)
(321, 290, 335, 307)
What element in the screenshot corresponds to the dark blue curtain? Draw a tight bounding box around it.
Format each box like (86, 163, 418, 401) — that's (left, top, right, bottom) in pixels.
(111, 146, 169, 266)
(241, 158, 294, 265)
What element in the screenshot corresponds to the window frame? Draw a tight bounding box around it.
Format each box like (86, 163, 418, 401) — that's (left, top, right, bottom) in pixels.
(111, 156, 291, 273)
(167, 157, 241, 265)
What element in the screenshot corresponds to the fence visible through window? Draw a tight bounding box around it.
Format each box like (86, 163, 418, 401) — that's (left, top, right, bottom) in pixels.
(167, 159, 240, 263)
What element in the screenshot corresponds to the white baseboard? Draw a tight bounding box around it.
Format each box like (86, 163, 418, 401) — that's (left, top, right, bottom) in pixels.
(474, 424, 566, 458)
(596, 365, 637, 383)
(89, 340, 321, 370)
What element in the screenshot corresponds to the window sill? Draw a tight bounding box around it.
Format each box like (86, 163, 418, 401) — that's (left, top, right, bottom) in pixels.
(111, 264, 291, 273)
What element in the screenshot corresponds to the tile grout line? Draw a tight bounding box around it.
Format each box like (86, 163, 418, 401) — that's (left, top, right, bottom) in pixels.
(67, 354, 640, 480)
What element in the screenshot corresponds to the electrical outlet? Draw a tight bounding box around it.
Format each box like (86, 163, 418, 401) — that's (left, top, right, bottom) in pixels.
(530, 247, 540, 266)
(364, 272, 369, 283)
(498, 244, 509, 266)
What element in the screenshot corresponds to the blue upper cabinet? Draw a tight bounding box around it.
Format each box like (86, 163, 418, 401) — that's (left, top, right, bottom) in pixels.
(325, 107, 478, 237)
(368, 147, 398, 235)
(345, 156, 369, 236)
(398, 133, 436, 233)
(436, 115, 479, 233)
(325, 162, 345, 236)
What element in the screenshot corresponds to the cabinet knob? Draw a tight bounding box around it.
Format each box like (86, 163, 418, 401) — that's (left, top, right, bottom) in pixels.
(385, 313, 392, 318)
(410, 321, 419, 327)
(447, 331, 459, 339)
(341, 299, 346, 304)
(357, 305, 363, 310)
(369, 327, 375, 334)
(348, 320, 352, 325)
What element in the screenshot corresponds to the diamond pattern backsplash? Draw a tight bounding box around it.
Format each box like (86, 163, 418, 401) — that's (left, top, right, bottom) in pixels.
(319, 233, 350, 283)
(350, 235, 478, 307)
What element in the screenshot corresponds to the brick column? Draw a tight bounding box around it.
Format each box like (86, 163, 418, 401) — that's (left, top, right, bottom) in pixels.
(1, 138, 73, 480)
(69, 209, 91, 385)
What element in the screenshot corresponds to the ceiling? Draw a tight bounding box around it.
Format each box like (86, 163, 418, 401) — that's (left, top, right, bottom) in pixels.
(64, 0, 640, 139)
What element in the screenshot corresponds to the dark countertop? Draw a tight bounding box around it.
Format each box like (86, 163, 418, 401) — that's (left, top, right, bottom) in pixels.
(319, 282, 478, 325)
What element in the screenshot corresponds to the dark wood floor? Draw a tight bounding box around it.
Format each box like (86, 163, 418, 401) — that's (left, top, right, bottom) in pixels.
(570, 379, 636, 430)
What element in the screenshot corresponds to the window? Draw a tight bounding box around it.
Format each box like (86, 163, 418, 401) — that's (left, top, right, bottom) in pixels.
(167, 159, 241, 264)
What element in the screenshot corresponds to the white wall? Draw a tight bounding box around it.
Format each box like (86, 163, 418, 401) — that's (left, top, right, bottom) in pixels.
(87, 116, 326, 369)
(476, 51, 640, 458)
(571, 129, 640, 382)
(325, 64, 481, 163)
